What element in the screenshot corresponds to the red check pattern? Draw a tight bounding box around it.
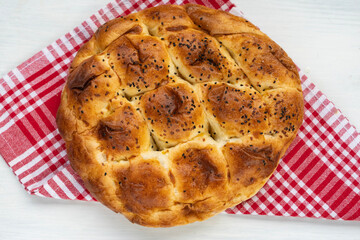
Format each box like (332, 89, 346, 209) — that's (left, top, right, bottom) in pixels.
(1, 0, 359, 220)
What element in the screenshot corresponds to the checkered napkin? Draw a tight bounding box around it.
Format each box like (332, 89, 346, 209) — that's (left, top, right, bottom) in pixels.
(1, 0, 359, 221)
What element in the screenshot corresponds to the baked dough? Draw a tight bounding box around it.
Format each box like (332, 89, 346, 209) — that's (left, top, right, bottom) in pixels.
(56, 4, 304, 227)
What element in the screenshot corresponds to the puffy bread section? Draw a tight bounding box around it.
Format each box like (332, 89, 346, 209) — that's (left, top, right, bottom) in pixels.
(94, 13, 148, 50)
(185, 4, 264, 36)
(218, 33, 300, 92)
(97, 100, 152, 161)
(134, 79, 207, 149)
(67, 54, 110, 92)
(197, 82, 268, 140)
(263, 88, 304, 147)
(68, 73, 120, 130)
(164, 28, 245, 84)
(222, 136, 280, 203)
(138, 5, 196, 35)
(168, 136, 229, 207)
(106, 35, 176, 96)
(113, 157, 174, 214)
(70, 14, 148, 70)
(63, 54, 121, 134)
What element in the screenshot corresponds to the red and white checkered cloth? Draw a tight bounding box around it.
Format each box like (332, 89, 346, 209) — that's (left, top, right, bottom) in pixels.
(1, 0, 359, 221)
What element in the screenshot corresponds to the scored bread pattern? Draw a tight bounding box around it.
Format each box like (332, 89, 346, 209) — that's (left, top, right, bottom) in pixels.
(56, 4, 304, 227)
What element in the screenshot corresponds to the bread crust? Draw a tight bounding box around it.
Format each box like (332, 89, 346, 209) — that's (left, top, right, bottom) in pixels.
(56, 4, 304, 227)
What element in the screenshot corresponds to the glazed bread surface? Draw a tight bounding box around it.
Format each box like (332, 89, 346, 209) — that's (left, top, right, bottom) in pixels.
(56, 4, 304, 227)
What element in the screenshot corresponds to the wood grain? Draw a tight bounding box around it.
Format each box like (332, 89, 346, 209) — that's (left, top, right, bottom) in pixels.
(0, 0, 359, 239)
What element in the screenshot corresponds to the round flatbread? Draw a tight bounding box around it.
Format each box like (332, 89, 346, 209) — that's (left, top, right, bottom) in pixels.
(56, 4, 304, 227)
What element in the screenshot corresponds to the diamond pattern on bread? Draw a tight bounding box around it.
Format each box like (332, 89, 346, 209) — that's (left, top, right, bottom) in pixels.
(56, 4, 303, 227)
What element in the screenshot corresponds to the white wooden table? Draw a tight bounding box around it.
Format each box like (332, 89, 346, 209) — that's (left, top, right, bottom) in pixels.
(0, 0, 359, 239)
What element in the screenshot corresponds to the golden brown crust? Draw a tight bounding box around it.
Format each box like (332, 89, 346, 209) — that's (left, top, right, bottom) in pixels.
(114, 157, 174, 214)
(134, 80, 206, 149)
(68, 55, 110, 92)
(69, 37, 100, 71)
(97, 101, 152, 160)
(57, 4, 304, 227)
(185, 4, 263, 36)
(263, 88, 304, 150)
(218, 33, 300, 92)
(106, 34, 175, 96)
(94, 13, 148, 50)
(164, 28, 244, 84)
(56, 88, 77, 141)
(139, 5, 196, 35)
(197, 82, 268, 140)
(222, 138, 279, 199)
(168, 138, 228, 203)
